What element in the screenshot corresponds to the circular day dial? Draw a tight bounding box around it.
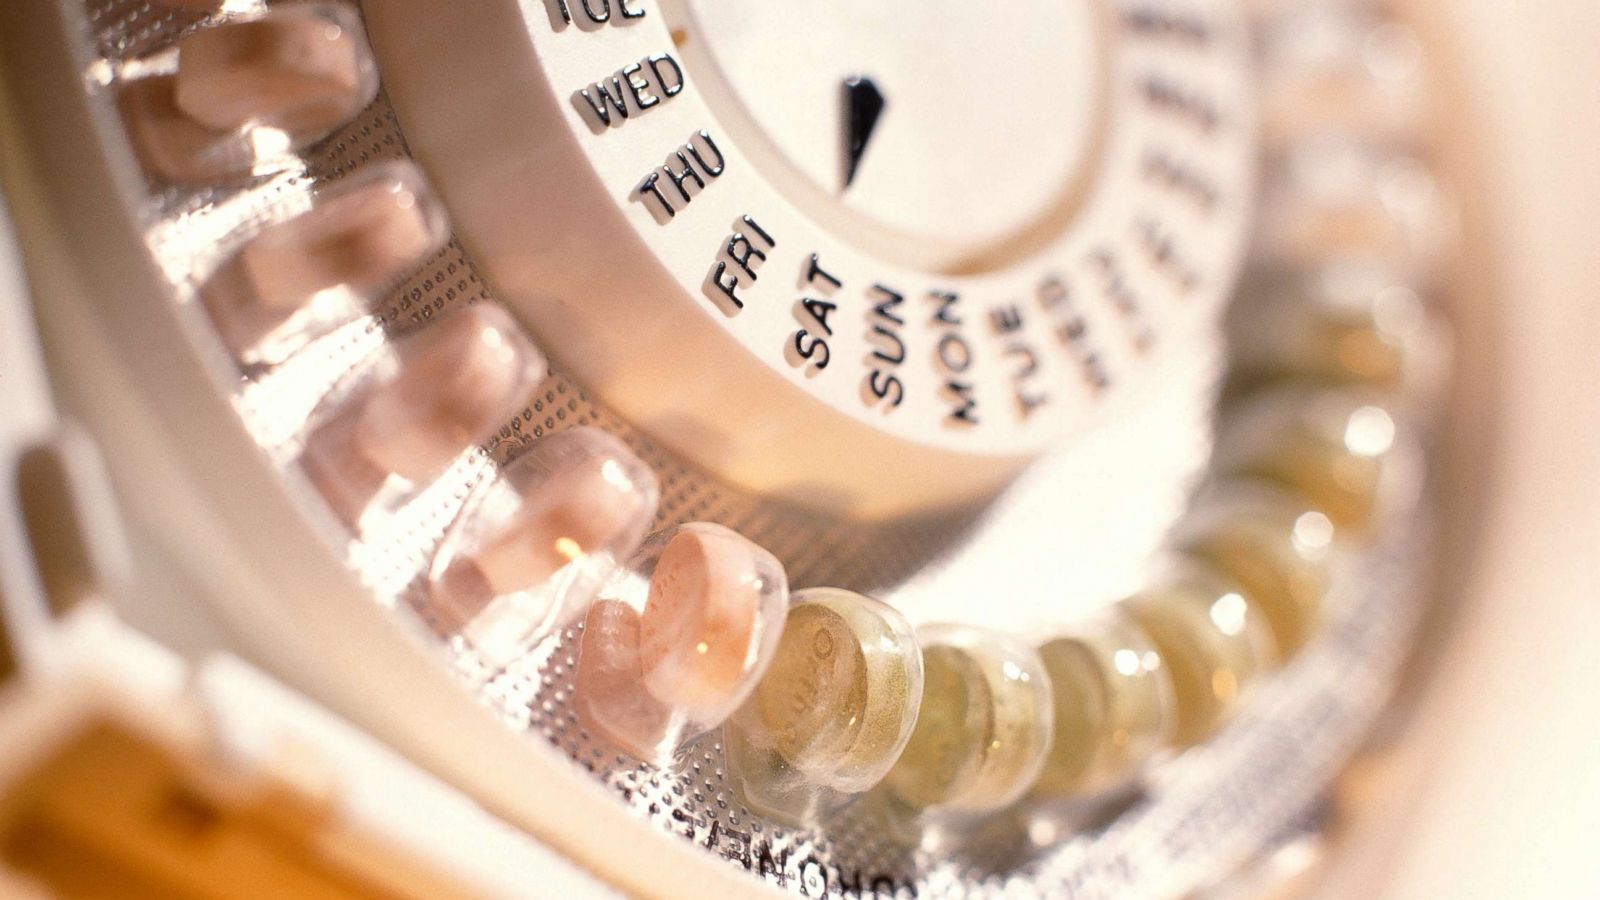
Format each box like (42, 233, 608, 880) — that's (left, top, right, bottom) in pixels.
(361, 0, 1256, 519)
(671, 0, 1107, 268)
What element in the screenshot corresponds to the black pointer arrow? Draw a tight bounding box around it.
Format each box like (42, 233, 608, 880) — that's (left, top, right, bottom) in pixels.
(842, 75, 885, 189)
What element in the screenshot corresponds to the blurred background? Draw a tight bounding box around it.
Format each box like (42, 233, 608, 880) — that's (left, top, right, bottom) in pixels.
(1306, 2, 1600, 896)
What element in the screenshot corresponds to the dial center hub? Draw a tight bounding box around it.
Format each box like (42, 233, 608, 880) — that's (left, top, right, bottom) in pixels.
(676, 0, 1107, 265)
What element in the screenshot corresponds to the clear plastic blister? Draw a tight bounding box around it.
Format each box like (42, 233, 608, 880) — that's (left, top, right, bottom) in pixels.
(1172, 480, 1343, 659)
(574, 522, 789, 766)
(724, 588, 923, 827)
(1029, 612, 1175, 802)
(1253, 136, 1456, 280)
(117, 3, 379, 184)
(201, 159, 449, 367)
(427, 426, 660, 674)
(1212, 385, 1415, 534)
(1256, 3, 1431, 151)
(1121, 563, 1281, 748)
(299, 303, 545, 529)
(879, 625, 1054, 822)
(1226, 257, 1450, 407)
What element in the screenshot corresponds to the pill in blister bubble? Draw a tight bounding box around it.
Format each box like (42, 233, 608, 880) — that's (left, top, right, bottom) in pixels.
(1227, 260, 1443, 401)
(428, 427, 659, 652)
(119, 5, 377, 183)
(203, 160, 448, 366)
(300, 304, 544, 527)
(575, 523, 787, 765)
(1122, 566, 1279, 748)
(724, 588, 922, 826)
(1030, 614, 1173, 800)
(882, 625, 1053, 817)
(1174, 483, 1338, 658)
(174, 4, 377, 134)
(1214, 387, 1405, 534)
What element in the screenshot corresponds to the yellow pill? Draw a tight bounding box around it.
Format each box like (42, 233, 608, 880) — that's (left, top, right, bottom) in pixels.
(1227, 261, 1439, 397)
(1122, 570, 1278, 748)
(883, 626, 1052, 816)
(1032, 616, 1173, 798)
(1216, 388, 1402, 533)
(751, 602, 870, 768)
(1176, 486, 1336, 658)
(725, 589, 921, 826)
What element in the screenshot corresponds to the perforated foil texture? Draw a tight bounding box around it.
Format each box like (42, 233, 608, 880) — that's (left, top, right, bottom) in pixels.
(87, 1, 1440, 897)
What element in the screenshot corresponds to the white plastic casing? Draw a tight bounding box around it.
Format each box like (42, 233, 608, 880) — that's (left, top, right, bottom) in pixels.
(361, 0, 1257, 518)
